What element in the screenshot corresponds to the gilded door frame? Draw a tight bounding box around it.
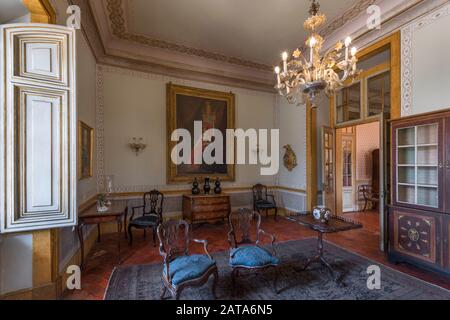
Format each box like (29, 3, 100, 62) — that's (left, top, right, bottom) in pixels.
(22, 0, 56, 24)
(322, 126, 336, 213)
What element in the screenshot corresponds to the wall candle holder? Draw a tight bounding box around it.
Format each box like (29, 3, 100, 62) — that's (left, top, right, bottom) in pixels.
(129, 137, 147, 156)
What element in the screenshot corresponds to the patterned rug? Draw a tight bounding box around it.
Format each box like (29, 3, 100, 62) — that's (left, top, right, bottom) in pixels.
(104, 238, 450, 300)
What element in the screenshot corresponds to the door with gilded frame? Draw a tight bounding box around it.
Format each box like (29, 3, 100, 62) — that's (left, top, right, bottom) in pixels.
(322, 126, 335, 213)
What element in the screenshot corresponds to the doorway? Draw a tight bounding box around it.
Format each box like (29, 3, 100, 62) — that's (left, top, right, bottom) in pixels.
(335, 122, 381, 215)
(314, 33, 400, 252)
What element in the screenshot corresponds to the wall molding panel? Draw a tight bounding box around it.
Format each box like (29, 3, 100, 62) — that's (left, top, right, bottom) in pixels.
(95, 64, 277, 194)
(401, 3, 450, 116)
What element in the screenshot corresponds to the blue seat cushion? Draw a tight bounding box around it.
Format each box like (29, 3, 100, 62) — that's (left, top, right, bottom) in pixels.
(230, 246, 279, 268)
(164, 255, 216, 286)
(255, 200, 276, 209)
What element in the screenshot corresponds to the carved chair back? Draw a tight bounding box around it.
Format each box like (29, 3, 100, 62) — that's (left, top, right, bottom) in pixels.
(252, 184, 268, 202)
(143, 190, 164, 220)
(228, 208, 262, 249)
(157, 219, 190, 262)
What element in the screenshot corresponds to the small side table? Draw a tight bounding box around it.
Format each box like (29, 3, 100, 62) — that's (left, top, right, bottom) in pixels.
(77, 201, 129, 269)
(286, 213, 363, 283)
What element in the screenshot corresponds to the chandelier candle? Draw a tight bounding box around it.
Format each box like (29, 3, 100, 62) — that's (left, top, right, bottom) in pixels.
(282, 51, 288, 73)
(275, 66, 281, 86)
(309, 36, 317, 64)
(345, 36, 352, 60)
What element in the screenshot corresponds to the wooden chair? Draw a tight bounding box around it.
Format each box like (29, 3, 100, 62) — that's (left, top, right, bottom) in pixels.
(128, 190, 164, 247)
(358, 185, 379, 211)
(252, 184, 278, 220)
(228, 208, 281, 295)
(157, 220, 219, 300)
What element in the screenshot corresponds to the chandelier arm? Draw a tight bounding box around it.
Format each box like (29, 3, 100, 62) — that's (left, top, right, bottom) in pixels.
(337, 70, 350, 83)
(323, 47, 339, 58)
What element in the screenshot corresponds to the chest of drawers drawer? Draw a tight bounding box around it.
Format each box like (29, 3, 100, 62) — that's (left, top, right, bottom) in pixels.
(182, 194, 231, 224)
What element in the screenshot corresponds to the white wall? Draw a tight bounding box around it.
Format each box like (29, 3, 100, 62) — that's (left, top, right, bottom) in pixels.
(402, 3, 450, 116)
(0, 234, 33, 295)
(98, 66, 277, 194)
(277, 98, 307, 191)
(96, 64, 309, 213)
(276, 96, 307, 212)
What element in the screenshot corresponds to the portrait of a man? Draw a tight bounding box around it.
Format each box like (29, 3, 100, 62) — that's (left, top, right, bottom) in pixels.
(167, 84, 235, 183)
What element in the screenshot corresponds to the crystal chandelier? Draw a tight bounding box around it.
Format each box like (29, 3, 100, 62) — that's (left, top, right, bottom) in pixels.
(275, 0, 360, 106)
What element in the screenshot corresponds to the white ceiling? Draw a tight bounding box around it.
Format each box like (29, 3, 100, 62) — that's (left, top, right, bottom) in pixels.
(126, 0, 359, 65)
(0, 0, 29, 24)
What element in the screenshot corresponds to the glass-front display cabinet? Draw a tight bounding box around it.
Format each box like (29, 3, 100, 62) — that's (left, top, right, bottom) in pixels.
(393, 119, 443, 211)
(389, 112, 450, 276)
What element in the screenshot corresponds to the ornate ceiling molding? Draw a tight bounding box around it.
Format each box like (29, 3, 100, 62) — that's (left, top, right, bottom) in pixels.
(318, 0, 378, 37)
(104, 0, 378, 72)
(78, 0, 448, 94)
(105, 0, 272, 71)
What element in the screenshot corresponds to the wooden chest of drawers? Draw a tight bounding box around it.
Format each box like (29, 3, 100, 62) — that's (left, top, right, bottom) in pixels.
(182, 194, 231, 225)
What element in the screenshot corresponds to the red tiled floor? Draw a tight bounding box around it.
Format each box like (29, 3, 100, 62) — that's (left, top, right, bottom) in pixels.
(63, 211, 450, 300)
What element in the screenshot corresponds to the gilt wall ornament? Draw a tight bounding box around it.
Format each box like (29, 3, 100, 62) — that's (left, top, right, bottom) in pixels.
(283, 145, 298, 172)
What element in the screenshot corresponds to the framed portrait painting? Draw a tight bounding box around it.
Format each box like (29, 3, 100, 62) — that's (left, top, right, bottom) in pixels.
(78, 121, 94, 180)
(167, 83, 235, 183)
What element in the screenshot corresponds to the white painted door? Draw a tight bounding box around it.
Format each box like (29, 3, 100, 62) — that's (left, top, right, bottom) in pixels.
(342, 136, 355, 212)
(0, 24, 77, 233)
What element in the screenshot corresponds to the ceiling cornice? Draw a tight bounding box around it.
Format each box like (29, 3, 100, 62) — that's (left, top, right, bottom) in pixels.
(104, 0, 379, 72)
(72, 0, 443, 93)
(318, 0, 378, 37)
(69, 0, 106, 60)
(105, 0, 272, 71)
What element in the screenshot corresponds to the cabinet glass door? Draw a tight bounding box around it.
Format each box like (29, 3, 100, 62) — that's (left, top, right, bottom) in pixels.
(396, 123, 440, 208)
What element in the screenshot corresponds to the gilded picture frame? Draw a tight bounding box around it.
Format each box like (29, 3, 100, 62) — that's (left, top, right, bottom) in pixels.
(78, 121, 94, 180)
(167, 83, 236, 183)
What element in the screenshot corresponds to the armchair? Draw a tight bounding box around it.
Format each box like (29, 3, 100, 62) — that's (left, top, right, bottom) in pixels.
(128, 190, 164, 247)
(228, 208, 281, 295)
(358, 185, 379, 211)
(252, 184, 278, 220)
(157, 220, 219, 300)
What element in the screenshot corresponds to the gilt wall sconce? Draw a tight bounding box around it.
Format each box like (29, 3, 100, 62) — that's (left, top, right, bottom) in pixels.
(129, 137, 147, 156)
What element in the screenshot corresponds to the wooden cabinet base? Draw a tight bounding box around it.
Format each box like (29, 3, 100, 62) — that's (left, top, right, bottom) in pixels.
(388, 206, 450, 277)
(182, 194, 231, 225)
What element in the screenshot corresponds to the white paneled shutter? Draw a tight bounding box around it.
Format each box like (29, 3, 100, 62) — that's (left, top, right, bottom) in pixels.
(0, 24, 77, 233)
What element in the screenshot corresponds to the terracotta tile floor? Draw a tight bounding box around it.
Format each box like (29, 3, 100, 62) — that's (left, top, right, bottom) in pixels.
(63, 211, 450, 300)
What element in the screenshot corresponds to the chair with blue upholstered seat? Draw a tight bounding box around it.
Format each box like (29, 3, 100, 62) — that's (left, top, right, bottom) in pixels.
(228, 208, 281, 295)
(157, 219, 218, 300)
(252, 184, 278, 220)
(128, 190, 164, 247)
